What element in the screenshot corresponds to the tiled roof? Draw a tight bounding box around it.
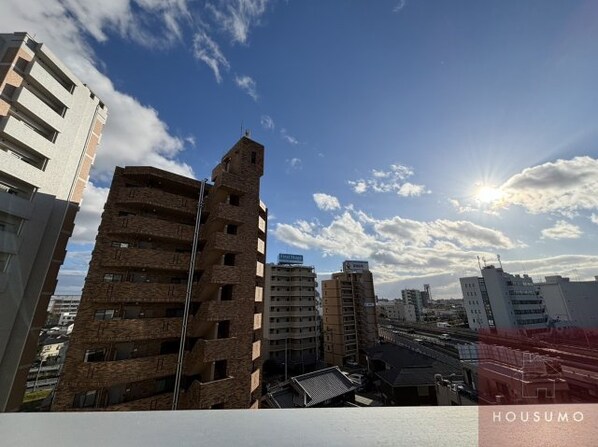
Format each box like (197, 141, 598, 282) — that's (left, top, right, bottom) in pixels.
(291, 367, 356, 407)
(367, 344, 459, 387)
(266, 367, 356, 408)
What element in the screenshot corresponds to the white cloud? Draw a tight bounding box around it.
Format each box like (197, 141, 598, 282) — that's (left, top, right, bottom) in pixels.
(192, 30, 230, 83)
(348, 163, 429, 197)
(393, 0, 407, 13)
(286, 157, 302, 170)
(281, 128, 299, 145)
(313, 193, 341, 211)
(260, 114, 275, 130)
(397, 182, 427, 197)
(71, 183, 109, 244)
(591, 214, 598, 225)
(207, 0, 270, 44)
(234, 74, 258, 100)
(540, 220, 583, 240)
(498, 156, 598, 216)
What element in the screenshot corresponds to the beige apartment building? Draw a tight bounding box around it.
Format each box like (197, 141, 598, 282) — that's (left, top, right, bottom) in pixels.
(322, 261, 378, 367)
(0, 32, 107, 411)
(53, 136, 266, 411)
(263, 255, 318, 373)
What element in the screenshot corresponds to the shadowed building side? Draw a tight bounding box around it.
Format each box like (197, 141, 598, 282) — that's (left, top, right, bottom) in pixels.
(53, 136, 265, 411)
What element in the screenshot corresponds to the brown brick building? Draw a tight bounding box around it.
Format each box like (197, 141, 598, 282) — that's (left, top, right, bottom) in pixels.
(323, 261, 378, 367)
(53, 136, 266, 411)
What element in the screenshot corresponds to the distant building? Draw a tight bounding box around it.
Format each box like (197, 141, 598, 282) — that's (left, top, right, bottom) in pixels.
(401, 289, 427, 322)
(48, 295, 81, 316)
(455, 343, 569, 405)
(461, 266, 548, 334)
(537, 276, 598, 331)
(0, 32, 107, 411)
(378, 300, 417, 323)
(263, 257, 318, 372)
(322, 261, 378, 367)
(263, 366, 355, 408)
(57, 312, 77, 327)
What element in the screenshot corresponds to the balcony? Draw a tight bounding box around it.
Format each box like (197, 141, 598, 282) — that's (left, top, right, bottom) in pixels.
(199, 265, 241, 287)
(25, 60, 73, 108)
(204, 232, 241, 254)
(101, 247, 191, 271)
(213, 171, 247, 193)
(192, 301, 238, 323)
(117, 187, 197, 215)
(0, 115, 53, 157)
(80, 317, 182, 342)
(185, 338, 237, 374)
(182, 377, 234, 408)
(89, 282, 186, 303)
(209, 202, 245, 224)
(102, 392, 172, 411)
(13, 86, 63, 132)
(73, 354, 178, 387)
(107, 215, 194, 242)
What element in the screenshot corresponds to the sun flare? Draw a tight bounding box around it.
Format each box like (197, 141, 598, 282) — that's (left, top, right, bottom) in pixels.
(476, 185, 503, 204)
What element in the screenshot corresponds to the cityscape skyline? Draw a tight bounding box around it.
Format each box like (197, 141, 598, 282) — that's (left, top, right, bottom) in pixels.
(1, 1, 597, 301)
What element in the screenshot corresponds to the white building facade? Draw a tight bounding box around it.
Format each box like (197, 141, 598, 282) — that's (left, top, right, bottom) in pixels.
(263, 258, 319, 371)
(537, 275, 598, 331)
(461, 266, 548, 334)
(0, 32, 107, 411)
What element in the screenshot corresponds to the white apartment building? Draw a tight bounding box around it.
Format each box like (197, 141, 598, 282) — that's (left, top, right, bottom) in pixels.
(378, 300, 417, 323)
(263, 256, 319, 371)
(401, 289, 426, 321)
(461, 266, 548, 334)
(537, 275, 598, 331)
(0, 32, 107, 411)
(47, 294, 81, 315)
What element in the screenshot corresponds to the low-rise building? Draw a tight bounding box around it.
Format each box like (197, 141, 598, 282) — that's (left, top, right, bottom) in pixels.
(264, 366, 356, 408)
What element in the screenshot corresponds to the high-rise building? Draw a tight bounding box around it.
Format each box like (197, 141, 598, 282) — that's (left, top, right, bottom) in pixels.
(0, 32, 107, 411)
(537, 275, 598, 331)
(401, 289, 426, 322)
(53, 136, 265, 411)
(263, 254, 318, 373)
(460, 265, 548, 334)
(322, 260, 378, 367)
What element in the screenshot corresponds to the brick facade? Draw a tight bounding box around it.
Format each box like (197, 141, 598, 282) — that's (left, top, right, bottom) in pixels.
(53, 136, 266, 411)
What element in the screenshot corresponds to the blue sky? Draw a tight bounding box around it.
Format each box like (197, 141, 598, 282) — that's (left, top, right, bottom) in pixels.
(3, 0, 598, 299)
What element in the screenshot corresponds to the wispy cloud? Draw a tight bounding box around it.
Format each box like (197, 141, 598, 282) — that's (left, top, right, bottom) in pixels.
(286, 157, 302, 170)
(192, 30, 230, 83)
(591, 214, 598, 225)
(261, 114, 275, 130)
(234, 74, 258, 100)
(313, 193, 341, 211)
(393, 0, 407, 13)
(207, 0, 271, 44)
(281, 128, 299, 145)
(348, 163, 429, 196)
(541, 220, 583, 240)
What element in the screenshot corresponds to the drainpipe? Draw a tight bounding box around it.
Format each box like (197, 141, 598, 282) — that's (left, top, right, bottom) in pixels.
(172, 178, 207, 410)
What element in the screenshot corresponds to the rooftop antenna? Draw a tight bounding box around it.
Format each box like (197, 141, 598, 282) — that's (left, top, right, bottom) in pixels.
(477, 256, 482, 271)
(497, 254, 503, 269)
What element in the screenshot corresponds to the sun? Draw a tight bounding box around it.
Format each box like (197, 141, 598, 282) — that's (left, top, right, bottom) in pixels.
(475, 185, 503, 204)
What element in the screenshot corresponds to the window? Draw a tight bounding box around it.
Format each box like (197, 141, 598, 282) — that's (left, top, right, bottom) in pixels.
(223, 253, 235, 266)
(94, 309, 115, 320)
(251, 151, 257, 164)
(84, 349, 106, 362)
(73, 390, 97, 408)
(214, 360, 227, 380)
(229, 194, 240, 206)
(226, 224, 238, 235)
(217, 320, 231, 339)
(111, 242, 129, 248)
(103, 273, 122, 282)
